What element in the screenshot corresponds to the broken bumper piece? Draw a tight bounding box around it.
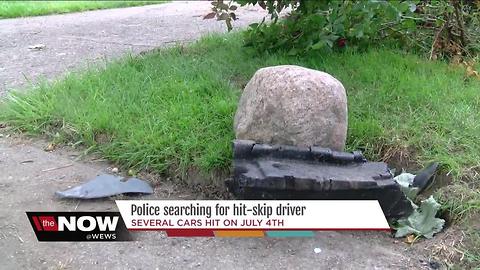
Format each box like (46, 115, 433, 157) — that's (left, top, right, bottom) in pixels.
(56, 174, 153, 199)
(226, 140, 413, 219)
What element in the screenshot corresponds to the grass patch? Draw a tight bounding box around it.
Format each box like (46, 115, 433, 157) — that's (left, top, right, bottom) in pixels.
(0, 1, 162, 19)
(437, 183, 480, 221)
(1, 33, 480, 182)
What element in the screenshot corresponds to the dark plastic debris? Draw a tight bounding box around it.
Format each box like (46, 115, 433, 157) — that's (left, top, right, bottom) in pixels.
(413, 162, 439, 194)
(56, 174, 153, 199)
(226, 140, 413, 218)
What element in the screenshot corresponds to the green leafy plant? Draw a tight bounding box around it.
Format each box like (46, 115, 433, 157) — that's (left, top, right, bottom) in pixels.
(249, 1, 419, 55)
(203, 0, 241, 31)
(394, 196, 445, 239)
(207, 0, 480, 59)
(394, 173, 419, 200)
(393, 173, 445, 239)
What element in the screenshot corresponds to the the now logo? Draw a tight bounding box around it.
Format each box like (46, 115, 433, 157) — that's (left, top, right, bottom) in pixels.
(26, 212, 131, 241)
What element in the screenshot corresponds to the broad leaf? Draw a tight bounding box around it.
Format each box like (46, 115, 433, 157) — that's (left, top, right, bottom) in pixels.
(394, 172, 419, 200)
(394, 196, 445, 239)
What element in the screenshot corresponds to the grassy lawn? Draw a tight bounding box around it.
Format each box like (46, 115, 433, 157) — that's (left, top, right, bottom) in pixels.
(0, 1, 162, 19)
(1, 33, 479, 266)
(2, 34, 479, 180)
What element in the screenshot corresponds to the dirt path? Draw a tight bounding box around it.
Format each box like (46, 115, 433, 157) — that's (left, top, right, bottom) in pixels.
(0, 2, 435, 270)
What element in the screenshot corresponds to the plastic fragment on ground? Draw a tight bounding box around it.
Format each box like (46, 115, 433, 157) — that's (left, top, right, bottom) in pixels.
(55, 174, 153, 199)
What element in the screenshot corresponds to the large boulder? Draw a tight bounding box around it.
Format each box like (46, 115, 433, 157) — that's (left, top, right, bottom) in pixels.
(234, 65, 347, 151)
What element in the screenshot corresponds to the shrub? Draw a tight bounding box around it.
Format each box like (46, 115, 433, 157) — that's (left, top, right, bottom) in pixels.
(206, 0, 480, 59)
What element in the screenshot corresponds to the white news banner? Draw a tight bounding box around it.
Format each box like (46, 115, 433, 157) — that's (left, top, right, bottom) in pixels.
(116, 200, 390, 230)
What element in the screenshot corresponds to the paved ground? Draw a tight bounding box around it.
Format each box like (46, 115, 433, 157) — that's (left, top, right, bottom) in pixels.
(0, 2, 438, 270)
(0, 1, 265, 95)
(1, 137, 429, 270)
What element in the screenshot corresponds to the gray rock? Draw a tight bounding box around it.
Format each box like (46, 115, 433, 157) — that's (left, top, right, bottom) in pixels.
(234, 65, 348, 150)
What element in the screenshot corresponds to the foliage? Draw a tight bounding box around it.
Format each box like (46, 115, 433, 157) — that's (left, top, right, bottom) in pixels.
(394, 173, 419, 200)
(394, 196, 445, 239)
(246, 0, 418, 55)
(436, 183, 480, 220)
(208, 0, 480, 58)
(418, 0, 480, 60)
(393, 173, 445, 239)
(203, 0, 241, 31)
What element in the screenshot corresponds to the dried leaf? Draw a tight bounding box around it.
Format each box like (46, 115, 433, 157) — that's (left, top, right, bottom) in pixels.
(44, 143, 56, 152)
(451, 55, 462, 65)
(405, 234, 416, 244)
(466, 65, 479, 78)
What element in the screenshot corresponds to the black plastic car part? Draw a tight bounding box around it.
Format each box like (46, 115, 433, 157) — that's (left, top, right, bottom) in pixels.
(226, 140, 413, 219)
(56, 174, 153, 199)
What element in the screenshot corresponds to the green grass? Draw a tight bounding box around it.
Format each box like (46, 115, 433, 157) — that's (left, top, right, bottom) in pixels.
(0, 1, 162, 19)
(1, 34, 480, 182)
(463, 228, 480, 267)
